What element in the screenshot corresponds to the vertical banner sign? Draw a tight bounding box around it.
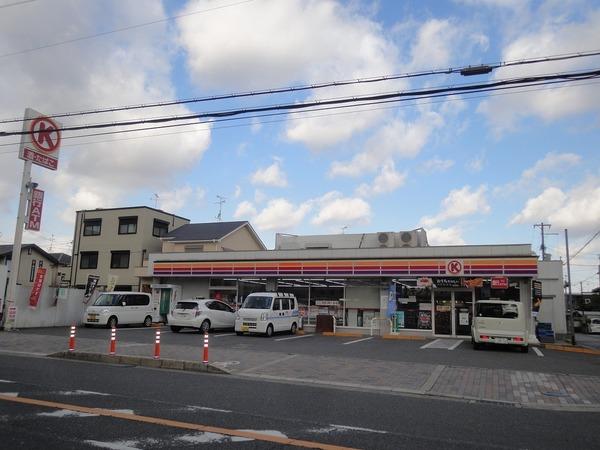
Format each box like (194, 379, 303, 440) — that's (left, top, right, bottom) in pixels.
(29, 267, 46, 309)
(84, 275, 100, 299)
(387, 282, 397, 317)
(532, 280, 543, 316)
(107, 274, 118, 292)
(25, 188, 44, 231)
(18, 108, 61, 170)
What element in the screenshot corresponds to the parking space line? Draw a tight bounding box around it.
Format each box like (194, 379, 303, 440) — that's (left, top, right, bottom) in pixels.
(448, 340, 463, 350)
(213, 333, 237, 338)
(342, 337, 374, 345)
(275, 334, 314, 341)
(533, 347, 544, 357)
(420, 339, 441, 349)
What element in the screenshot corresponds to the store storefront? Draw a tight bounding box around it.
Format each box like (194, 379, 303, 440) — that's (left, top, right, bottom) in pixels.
(148, 244, 538, 337)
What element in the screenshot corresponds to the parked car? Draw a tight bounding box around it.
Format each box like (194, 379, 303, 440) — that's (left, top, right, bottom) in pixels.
(586, 317, 600, 334)
(83, 292, 156, 328)
(235, 292, 299, 337)
(572, 310, 585, 332)
(168, 299, 235, 333)
(472, 300, 528, 352)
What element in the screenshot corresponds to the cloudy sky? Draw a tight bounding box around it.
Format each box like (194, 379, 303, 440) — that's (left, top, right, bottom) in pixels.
(0, 0, 599, 291)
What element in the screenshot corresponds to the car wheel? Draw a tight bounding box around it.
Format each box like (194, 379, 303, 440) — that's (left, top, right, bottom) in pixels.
(236, 331, 243, 336)
(170, 326, 181, 333)
(200, 320, 210, 334)
(520, 345, 529, 353)
(107, 316, 118, 329)
(290, 322, 297, 335)
(472, 337, 481, 350)
(265, 324, 274, 338)
(143, 316, 153, 327)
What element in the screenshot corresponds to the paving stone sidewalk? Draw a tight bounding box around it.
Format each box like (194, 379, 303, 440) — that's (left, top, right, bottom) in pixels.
(1, 331, 599, 410)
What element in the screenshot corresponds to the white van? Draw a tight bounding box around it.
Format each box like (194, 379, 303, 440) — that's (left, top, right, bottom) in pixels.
(472, 300, 529, 352)
(83, 291, 156, 328)
(235, 292, 300, 337)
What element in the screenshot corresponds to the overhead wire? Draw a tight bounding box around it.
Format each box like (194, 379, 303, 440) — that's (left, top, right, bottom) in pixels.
(570, 230, 600, 261)
(1, 49, 600, 125)
(2, 68, 599, 138)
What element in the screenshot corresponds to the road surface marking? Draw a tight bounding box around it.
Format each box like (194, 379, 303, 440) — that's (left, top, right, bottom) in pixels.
(0, 394, 356, 450)
(0, 379, 14, 383)
(240, 354, 298, 374)
(448, 340, 463, 350)
(533, 347, 544, 357)
(342, 337, 374, 345)
(329, 424, 388, 434)
(420, 339, 441, 349)
(275, 334, 314, 341)
(213, 333, 237, 338)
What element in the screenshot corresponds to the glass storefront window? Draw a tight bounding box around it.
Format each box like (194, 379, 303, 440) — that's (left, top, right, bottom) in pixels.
(395, 286, 432, 330)
(475, 279, 520, 301)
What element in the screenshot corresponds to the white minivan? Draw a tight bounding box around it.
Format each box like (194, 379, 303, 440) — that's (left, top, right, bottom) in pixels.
(472, 300, 529, 352)
(235, 292, 300, 337)
(83, 291, 157, 328)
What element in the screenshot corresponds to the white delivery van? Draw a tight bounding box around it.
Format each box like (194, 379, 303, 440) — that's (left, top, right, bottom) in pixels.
(472, 300, 529, 352)
(83, 291, 156, 328)
(235, 292, 300, 337)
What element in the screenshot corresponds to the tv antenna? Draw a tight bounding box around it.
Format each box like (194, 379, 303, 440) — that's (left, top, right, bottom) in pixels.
(152, 193, 159, 209)
(215, 195, 226, 221)
(341, 225, 349, 234)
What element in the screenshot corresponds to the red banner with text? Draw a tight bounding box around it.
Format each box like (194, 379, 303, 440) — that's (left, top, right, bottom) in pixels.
(29, 267, 46, 309)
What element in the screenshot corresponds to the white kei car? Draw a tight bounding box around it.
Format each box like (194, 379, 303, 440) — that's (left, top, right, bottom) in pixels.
(167, 299, 235, 333)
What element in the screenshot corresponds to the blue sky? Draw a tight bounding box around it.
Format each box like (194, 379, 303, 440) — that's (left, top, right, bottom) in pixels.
(0, 0, 599, 291)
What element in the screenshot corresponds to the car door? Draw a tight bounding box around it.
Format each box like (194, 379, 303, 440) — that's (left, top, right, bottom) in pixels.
(271, 298, 282, 331)
(280, 297, 291, 330)
(205, 301, 222, 328)
(219, 302, 236, 328)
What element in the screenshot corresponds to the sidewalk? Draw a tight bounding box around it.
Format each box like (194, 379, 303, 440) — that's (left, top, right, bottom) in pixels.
(1, 330, 599, 411)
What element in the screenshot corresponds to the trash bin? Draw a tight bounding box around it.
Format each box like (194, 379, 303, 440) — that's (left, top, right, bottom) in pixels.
(316, 314, 335, 333)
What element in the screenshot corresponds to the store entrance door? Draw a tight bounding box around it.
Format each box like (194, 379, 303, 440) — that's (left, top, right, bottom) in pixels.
(433, 290, 474, 337)
(433, 291, 452, 335)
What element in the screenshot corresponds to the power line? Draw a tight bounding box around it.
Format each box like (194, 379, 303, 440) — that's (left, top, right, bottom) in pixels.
(2, 49, 600, 125)
(0, 0, 254, 59)
(2, 68, 598, 138)
(0, 0, 36, 9)
(570, 229, 600, 261)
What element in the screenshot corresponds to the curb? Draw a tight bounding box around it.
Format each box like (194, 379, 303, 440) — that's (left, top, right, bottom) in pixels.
(49, 351, 230, 374)
(542, 344, 600, 355)
(382, 334, 427, 341)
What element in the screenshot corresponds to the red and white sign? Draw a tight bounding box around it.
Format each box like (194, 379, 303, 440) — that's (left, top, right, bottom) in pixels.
(491, 276, 509, 289)
(29, 267, 47, 309)
(445, 259, 464, 275)
(417, 277, 433, 287)
(25, 188, 44, 231)
(18, 108, 61, 171)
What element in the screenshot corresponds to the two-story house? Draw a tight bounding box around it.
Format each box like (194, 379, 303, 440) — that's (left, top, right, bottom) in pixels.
(70, 206, 189, 292)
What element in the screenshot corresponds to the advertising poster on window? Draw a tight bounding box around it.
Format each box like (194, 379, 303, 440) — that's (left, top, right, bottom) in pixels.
(29, 267, 46, 309)
(418, 311, 432, 329)
(532, 280, 542, 317)
(394, 311, 405, 330)
(84, 275, 100, 300)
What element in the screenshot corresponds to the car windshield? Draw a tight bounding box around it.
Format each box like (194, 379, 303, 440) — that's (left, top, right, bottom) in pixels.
(242, 296, 272, 309)
(476, 303, 519, 319)
(175, 301, 200, 310)
(93, 294, 121, 306)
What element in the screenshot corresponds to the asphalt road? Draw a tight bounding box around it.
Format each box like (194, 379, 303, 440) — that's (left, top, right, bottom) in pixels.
(17, 326, 600, 377)
(1, 353, 598, 449)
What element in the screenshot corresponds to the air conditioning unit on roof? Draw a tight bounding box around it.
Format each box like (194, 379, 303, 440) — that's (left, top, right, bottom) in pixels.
(398, 230, 418, 247)
(377, 232, 393, 247)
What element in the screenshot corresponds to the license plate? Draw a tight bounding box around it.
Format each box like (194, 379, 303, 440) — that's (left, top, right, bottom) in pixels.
(241, 325, 249, 332)
(494, 338, 508, 344)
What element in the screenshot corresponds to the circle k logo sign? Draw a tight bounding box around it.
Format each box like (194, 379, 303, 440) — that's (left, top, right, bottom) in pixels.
(445, 259, 464, 275)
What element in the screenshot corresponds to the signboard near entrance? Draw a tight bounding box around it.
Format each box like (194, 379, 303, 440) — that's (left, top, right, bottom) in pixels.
(18, 108, 62, 171)
(491, 276, 509, 289)
(433, 277, 462, 288)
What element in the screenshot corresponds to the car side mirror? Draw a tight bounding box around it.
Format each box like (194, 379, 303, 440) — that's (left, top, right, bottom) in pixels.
(121, 301, 126, 307)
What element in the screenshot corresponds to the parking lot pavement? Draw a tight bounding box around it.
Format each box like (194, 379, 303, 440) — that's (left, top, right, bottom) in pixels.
(3, 327, 600, 410)
(575, 332, 600, 350)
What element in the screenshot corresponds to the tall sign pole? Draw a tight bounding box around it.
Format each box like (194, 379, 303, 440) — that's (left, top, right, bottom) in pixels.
(3, 108, 61, 331)
(564, 229, 575, 345)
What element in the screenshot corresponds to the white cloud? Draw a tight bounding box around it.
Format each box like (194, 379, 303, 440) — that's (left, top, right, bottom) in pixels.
(233, 201, 257, 219)
(421, 185, 490, 227)
(356, 161, 406, 197)
(311, 191, 371, 227)
(251, 159, 288, 188)
(521, 152, 581, 180)
(253, 198, 311, 231)
(425, 227, 466, 246)
(234, 185, 241, 199)
(478, 10, 600, 133)
(330, 111, 443, 177)
(408, 19, 457, 71)
(466, 153, 486, 172)
(0, 1, 210, 229)
(157, 186, 205, 213)
(510, 179, 600, 235)
(422, 157, 455, 173)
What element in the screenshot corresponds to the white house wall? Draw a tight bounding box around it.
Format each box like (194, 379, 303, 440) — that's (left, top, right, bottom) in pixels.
(13, 286, 86, 328)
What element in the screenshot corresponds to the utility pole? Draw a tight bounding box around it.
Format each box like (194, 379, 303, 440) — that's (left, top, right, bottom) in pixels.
(215, 195, 226, 222)
(564, 229, 576, 345)
(533, 223, 552, 260)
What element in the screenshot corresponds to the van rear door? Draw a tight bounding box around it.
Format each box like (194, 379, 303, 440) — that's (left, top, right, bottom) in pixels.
(475, 302, 525, 339)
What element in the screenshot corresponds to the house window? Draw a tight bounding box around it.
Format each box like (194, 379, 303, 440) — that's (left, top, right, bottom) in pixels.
(30, 260, 36, 282)
(111, 251, 130, 269)
(83, 219, 102, 236)
(80, 252, 98, 269)
(118, 217, 137, 235)
(153, 219, 169, 237)
(38, 260, 43, 268)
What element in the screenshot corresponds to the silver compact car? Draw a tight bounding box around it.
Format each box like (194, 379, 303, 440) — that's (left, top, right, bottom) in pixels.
(168, 299, 235, 333)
